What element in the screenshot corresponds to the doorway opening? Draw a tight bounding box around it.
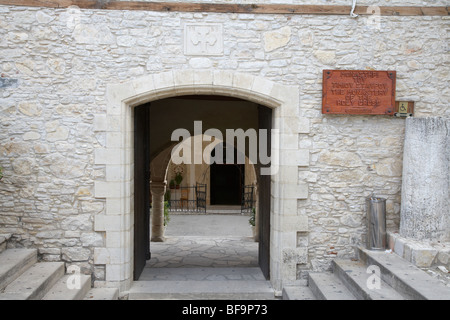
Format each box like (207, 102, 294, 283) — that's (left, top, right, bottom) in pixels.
(133, 95, 272, 282)
(210, 144, 245, 206)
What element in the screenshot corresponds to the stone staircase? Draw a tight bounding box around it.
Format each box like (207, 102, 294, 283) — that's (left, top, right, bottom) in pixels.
(0, 248, 119, 300)
(283, 247, 450, 300)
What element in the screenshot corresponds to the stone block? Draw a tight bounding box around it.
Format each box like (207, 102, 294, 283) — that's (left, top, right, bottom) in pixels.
(105, 231, 121, 248)
(280, 149, 309, 167)
(263, 26, 291, 52)
(232, 73, 254, 91)
(94, 248, 122, 265)
(213, 70, 233, 88)
(280, 133, 298, 150)
(251, 76, 274, 97)
(282, 247, 308, 265)
(95, 181, 122, 198)
(281, 199, 297, 215)
(105, 264, 122, 282)
(279, 166, 298, 184)
(436, 249, 450, 268)
(152, 71, 175, 92)
(405, 243, 438, 268)
(282, 215, 308, 233)
(94, 114, 107, 132)
(132, 75, 155, 96)
(62, 247, 91, 262)
(281, 182, 308, 200)
(106, 132, 123, 148)
(106, 83, 136, 112)
(193, 70, 213, 88)
(174, 69, 195, 89)
(297, 117, 311, 134)
(393, 236, 406, 259)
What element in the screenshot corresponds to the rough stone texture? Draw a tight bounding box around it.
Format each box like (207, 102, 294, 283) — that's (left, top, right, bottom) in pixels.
(0, 3, 448, 287)
(400, 118, 449, 242)
(388, 232, 450, 269)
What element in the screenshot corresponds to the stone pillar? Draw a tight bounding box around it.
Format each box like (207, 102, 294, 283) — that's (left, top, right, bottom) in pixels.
(150, 181, 166, 242)
(400, 117, 449, 242)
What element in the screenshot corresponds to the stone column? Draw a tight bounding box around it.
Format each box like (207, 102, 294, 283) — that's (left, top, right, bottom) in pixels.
(400, 117, 449, 242)
(150, 181, 167, 242)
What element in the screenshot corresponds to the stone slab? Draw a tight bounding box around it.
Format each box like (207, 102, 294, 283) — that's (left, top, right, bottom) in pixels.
(282, 285, 316, 300)
(358, 248, 450, 300)
(332, 259, 406, 300)
(308, 272, 356, 300)
(0, 248, 37, 291)
(0, 262, 64, 300)
(139, 267, 266, 281)
(129, 280, 275, 300)
(42, 274, 91, 300)
(84, 288, 119, 300)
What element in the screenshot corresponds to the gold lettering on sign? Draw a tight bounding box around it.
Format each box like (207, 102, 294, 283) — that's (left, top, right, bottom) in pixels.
(322, 70, 396, 115)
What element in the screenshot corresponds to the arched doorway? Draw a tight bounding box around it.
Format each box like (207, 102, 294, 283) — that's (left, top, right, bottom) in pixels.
(94, 70, 305, 293)
(135, 95, 271, 280)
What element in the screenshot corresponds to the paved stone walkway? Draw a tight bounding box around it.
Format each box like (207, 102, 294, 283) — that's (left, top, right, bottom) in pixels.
(146, 236, 258, 268)
(141, 214, 260, 281)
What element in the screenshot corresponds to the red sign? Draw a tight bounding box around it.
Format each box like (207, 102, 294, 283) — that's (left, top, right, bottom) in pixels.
(322, 70, 396, 115)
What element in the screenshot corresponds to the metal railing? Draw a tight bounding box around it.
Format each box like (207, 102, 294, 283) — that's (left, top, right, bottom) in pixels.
(241, 185, 255, 214)
(167, 183, 207, 213)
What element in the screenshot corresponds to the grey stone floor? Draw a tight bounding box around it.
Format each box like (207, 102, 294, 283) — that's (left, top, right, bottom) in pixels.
(146, 236, 258, 268)
(142, 214, 260, 280)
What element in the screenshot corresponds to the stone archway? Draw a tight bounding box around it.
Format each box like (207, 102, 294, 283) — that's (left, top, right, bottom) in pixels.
(92, 70, 308, 293)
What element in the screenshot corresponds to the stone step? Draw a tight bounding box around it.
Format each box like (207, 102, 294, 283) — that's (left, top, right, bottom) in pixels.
(0, 234, 12, 254)
(42, 274, 91, 300)
(0, 262, 65, 300)
(129, 280, 275, 300)
(358, 248, 450, 300)
(308, 272, 356, 300)
(84, 287, 119, 300)
(139, 267, 266, 281)
(0, 248, 37, 291)
(332, 259, 407, 300)
(282, 285, 316, 300)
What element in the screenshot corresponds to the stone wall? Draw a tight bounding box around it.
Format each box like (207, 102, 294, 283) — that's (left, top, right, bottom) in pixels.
(0, 3, 448, 282)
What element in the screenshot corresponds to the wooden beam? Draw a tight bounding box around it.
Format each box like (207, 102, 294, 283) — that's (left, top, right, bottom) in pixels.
(0, 0, 448, 16)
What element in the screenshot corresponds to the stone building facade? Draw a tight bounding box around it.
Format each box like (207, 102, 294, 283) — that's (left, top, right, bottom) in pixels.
(0, 0, 448, 293)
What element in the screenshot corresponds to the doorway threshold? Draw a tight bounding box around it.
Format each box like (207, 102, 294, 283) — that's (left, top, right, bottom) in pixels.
(129, 267, 275, 300)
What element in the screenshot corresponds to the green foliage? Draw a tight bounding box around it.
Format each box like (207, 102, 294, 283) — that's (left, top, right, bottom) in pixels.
(249, 207, 256, 226)
(174, 172, 183, 185)
(0, 166, 3, 180)
(164, 201, 170, 226)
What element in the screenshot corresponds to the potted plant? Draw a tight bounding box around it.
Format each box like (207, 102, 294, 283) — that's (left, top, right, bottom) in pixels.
(174, 172, 183, 189)
(169, 179, 175, 189)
